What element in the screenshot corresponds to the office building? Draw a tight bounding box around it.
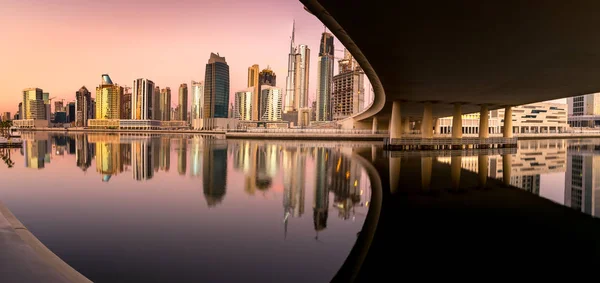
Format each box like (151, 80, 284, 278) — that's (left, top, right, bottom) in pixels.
(178, 83, 188, 121)
(234, 88, 253, 120)
(75, 86, 92, 127)
(159, 87, 171, 121)
(68, 102, 75, 123)
(316, 32, 334, 121)
(54, 101, 64, 113)
(258, 67, 276, 117)
(260, 86, 283, 121)
(204, 53, 230, 118)
(2, 112, 11, 121)
(43, 92, 51, 121)
(95, 74, 123, 120)
(132, 78, 155, 120)
(191, 81, 204, 129)
(332, 49, 365, 120)
(22, 88, 45, 120)
(285, 22, 299, 113)
(248, 64, 260, 120)
(121, 86, 132, 119)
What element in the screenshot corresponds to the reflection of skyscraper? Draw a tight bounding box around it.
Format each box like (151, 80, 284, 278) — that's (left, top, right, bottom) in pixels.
(330, 149, 362, 220)
(190, 136, 203, 178)
(203, 140, 227, 206)
(159, 137, 171, 172)
(75, 134, 92, 172)
(565, 154, 600, 216)
(314, 148, 330, 231)
(283, 147, 306, 218)
(24, 139, 47, 169)
(95, 141, 122, 182)
(132, 140, 154, 181)
(178, 138, 187, 176)
(511, 175, 540, 195)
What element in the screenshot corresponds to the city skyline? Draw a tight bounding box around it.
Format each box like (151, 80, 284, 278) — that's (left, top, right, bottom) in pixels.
(0, 0, 347, 114)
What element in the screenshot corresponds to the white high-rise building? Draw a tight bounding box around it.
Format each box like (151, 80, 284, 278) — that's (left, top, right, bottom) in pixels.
(261, 86, 283, 121)
(284, 22, 310, 113)
(234, 88, 253, 121)
(191, 80, 204, 129)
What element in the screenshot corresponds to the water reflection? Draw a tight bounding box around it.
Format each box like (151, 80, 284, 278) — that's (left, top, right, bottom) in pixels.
(0, 133, 371, 283)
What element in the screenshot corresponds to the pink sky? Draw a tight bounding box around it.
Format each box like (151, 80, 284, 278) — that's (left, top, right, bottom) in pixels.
(0, 0, 349, 114)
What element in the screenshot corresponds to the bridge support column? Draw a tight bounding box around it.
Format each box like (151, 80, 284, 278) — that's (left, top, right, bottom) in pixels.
(390, 101, 401, 139)
(451, 156, 461, 190)
(421, 102, 433, 138)
(372, 117, 378, 134)
(503, 106, 513, 138)
(478, 155, 488, 188)
(421, 157, 432, 190)
(452, 103, 462, 139)
(479, 105, 489, 140)
(390, 156, 401, 194)
(503, 154, 512, 186)
(402, 117, 410, 134)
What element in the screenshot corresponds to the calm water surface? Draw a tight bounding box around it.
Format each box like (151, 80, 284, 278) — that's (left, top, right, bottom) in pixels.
(0, 133, 371, 283)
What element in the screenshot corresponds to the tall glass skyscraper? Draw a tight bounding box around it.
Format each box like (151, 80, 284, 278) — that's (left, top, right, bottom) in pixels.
(178, 83, 188, 122)
(284, 22, 310, 114)
(248, 64, 260, 120)
(132, 78, 155, 120)
(191, 81, 204, 120)
(75, 86, 92, 127)
(96, 74, 123, 120)
(204, 53, 230, 119)
(160, 88, 171, 121)
(316, 32, 334, 121)
(22, 88, 45, 120)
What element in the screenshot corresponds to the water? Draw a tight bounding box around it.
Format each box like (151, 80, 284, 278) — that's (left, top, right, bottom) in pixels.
(0, 133, 371, 283)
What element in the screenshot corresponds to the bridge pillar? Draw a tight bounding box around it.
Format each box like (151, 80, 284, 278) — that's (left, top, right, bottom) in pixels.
(421, 157, 432, 190)
(503, 154, 512, 186)
(451, 156, 461, 190)
(390, 156, 401, 194)
(503, 106, 513, 138)
(421, 102, 433, 138)
(390, 101, 401, 139)
(372, 117, 378, 134)
(479, 105, 489, 139)
(478, 155, 488, 188)
(452, 103, 462, 139)
(402, 117, 410, 134)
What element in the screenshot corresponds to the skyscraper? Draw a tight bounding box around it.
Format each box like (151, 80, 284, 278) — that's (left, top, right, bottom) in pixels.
(22, 88, 45, 120)
(204, 53, 230, 119)
(284, 22, 310, 116)
(68, 102, 76, 123)
(160, 87, 171, 121)
(234, 88, 253, 121)
(285, 22, 299, 113)
(191, 81, 204, 129)
(260, 86, 283, 121)
(258, 67, 276, 117)
(75, 86, 92, 127)
(121, 86, 132, 119)
(96, 74, 123, 120)
(178, 83, 188, 121)
(42, 92, 51, 121)
(316, 32, 334, 121)
(132, 78, 155, 120)
(248, 64, 260, 120)
(332, 49, 365, 120)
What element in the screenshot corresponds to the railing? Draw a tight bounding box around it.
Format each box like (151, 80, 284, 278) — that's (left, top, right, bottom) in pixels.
(229, 128, 390, 135)
(384, 137, 518, 146)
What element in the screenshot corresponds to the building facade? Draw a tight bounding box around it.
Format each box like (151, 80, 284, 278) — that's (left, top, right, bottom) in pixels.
(191, 81, 204, 129)
(132, 78, 155, 120)
(121, 86, 132, 119)
(296, 44, 310, 110)
(204, 53, 230, 119)
(258, 67, 276, 118)
(332, 49, 365, 121)
(2, 112, 11, 121)
(234, 88, 253, 121)
(260, 86, 283, 121)
(22, 88, 45, 120)
(284, 23, 310, 113)
(178, 83, 188, 122)
(567, 93, 600, 127)
(437, 102, 568, 134)
(160, 87, 171, 121)
(95, 74, 123, 120)
(248, 64, 260, 120)
(75, 86, 92, 127)
(316, 32, 334, 121)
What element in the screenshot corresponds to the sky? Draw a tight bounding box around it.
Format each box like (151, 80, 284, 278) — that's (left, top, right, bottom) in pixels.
(0, 0, 351, 114)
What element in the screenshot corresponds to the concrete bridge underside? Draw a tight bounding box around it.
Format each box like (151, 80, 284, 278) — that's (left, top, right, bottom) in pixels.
(302, 0, 600, 131)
